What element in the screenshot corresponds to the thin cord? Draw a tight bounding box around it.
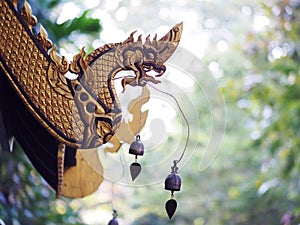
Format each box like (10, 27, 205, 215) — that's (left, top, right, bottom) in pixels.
(138, 87, 145, 136)
(113, 73, 190, 162)
(146, 83, 190, 164)
(112, 75, 135, 80)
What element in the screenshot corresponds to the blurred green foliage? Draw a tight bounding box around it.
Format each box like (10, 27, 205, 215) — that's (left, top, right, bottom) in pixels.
(243, 0, 300, 223)
(28, 0, 101, 45)
(0, 144, 85, 225)
(219, 0, 300, 224)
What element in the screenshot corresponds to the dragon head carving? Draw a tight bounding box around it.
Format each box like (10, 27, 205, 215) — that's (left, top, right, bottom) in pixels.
(115, 22, 183, 91)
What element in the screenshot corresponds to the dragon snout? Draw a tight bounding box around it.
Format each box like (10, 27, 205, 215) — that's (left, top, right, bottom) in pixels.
(143, 62, 166, 77)
(121, 62, 166, 92)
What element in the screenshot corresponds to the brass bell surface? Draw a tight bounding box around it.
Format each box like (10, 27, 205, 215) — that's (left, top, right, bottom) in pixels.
(129, 135, 144, 156)
(164, 173, 181, 192)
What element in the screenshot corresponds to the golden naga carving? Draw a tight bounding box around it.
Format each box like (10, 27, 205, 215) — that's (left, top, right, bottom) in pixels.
(0, 0, 183, 198)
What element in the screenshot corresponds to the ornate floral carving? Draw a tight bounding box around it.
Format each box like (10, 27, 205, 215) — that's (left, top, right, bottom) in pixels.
(69, 48, 87, 74)
(48, 47, 73, 99)
(20, 1, 37, 30)
(96, 120, 114, 143)
(36, 25, 53, 52)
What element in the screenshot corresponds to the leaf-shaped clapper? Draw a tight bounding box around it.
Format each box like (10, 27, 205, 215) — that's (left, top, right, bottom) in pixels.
(130, 162, 142, 181)
(165, 199, 177, 219)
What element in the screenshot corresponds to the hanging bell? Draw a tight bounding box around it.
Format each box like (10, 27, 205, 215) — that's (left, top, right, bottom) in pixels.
(164, 160, 182, 219)
(165, 173, 181, 192)
(164, 160, 181, 192)
(129, 135, 144, 156)
(108, 209, 119, 225)
(129, 135, 144, 181)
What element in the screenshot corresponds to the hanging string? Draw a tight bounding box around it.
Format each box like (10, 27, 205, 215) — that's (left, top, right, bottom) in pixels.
(138, 87, 145, 136)
(113, 76, 135, 81)
(113, 74, 190, 163)
(146, 83, 190, 164)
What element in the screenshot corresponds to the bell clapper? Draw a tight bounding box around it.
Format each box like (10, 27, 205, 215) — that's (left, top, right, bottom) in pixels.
(164, 160, 182, 219)
(129, 135, 144, 181)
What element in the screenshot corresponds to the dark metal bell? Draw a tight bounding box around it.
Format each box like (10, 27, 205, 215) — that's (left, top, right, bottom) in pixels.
(108, 209, 119, 225)
(108, 218, 119, 225)
(164, 173, 181, 191)
(129, 135, 144, 156)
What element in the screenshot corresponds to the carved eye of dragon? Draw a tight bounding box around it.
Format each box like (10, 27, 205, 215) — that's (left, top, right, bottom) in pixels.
(0, 0, 183, 198)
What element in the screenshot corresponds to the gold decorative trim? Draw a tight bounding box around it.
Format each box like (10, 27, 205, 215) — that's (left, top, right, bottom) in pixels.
(11, 0, 18, 8)
(36, 25, 53, 52)
(62, 149, 103, 198)
(56, 143, 66, 199)
(69, 48, 87, 74)
(48, 47, 73, 99)
(0, 61, 77, 148)
(85, 44, 116, 65)
(20, 1, 37, 30)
